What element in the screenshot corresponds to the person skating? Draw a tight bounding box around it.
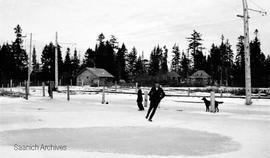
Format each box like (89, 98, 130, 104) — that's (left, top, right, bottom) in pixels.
(137, 85, 144, 111)
(146, 83, 165, 122)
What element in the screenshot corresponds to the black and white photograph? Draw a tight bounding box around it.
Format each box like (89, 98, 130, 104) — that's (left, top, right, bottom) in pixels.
(0, 0, 270, 157)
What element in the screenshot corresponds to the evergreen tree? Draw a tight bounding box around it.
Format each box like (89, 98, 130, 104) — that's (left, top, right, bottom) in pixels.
(11, 25, 28, 81)
(71, 49, 80, 77)
(207, 44, 221, 84)
(31, 46, 40, 84)
(161, 45, 168, 73)
(82, 48, 95, 68)
(134, 56, 145, 77)
(171, 44, 180, 74)
(0, 43, 14, 82)
(186, 30, 206, 70)
(63, 48, 72, 84)
(109, 35, 119, 50)
(233, 36, 245, 86)
(40, 43, 63, 81)
(95, 34, 118, 77)
(126, 47, 137, 81)
(180, 51, 190, 78)
(265, 55, 270, 87)
(97, 33, 105, 44)
(149, 45, 162, 76)
(250, 29, 266, 87)
(116, 43, 128, 81)
(32, 47, 39, 72)
(223, 39, 234, 86)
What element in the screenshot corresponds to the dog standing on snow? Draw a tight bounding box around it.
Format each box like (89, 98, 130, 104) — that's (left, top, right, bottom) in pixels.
(201, 97, 223, 112)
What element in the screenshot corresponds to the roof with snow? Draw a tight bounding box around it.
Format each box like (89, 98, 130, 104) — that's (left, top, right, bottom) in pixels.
(189, 70, 210, 79)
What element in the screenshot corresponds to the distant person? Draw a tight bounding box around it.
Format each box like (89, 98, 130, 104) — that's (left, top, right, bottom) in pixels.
(146, 83, 165, 122)
(47, 81, 53, 98)
(137, 85, 144, 111)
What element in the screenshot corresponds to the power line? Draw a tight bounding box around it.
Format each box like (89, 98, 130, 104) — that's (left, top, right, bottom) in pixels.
(249, 0, 267, 13)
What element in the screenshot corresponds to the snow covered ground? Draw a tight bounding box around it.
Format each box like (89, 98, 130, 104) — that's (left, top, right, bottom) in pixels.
(0, 87, 270, 158)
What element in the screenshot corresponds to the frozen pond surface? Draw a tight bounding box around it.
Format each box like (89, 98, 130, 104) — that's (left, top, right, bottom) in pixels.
(0, 90, 269, 158)
(0, 127, 240, 156)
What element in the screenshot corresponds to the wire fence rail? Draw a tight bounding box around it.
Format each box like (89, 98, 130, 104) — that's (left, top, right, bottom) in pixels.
(1, 85, 270, 99)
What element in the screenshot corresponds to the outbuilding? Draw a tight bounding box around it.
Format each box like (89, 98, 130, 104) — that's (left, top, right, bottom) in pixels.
(188, 70, 211, 86)
(76, 67, 114, 86)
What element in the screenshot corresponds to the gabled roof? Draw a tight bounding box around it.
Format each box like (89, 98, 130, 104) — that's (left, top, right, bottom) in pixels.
(189, 70, 210, 79)
(77, 67, 114, 78)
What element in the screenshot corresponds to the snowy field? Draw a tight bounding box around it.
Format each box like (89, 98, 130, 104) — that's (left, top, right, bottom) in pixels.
(0, 87, 270, 158)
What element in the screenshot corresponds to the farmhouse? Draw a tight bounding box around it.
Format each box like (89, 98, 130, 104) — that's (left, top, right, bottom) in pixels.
(76, 67, 114, 86)
(188, 70, 211, 86)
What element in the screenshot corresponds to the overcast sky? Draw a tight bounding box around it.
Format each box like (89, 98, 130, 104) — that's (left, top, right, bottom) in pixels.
(0, 0, 269, 62)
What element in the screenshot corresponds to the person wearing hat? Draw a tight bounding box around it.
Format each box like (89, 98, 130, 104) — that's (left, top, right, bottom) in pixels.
(146, 82, 165, 122)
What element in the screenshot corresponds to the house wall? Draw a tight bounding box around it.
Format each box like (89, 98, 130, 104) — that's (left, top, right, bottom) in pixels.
(76, 70, 97, 86)
(76, 70, 114, 86)
(189, 78, 210, 86)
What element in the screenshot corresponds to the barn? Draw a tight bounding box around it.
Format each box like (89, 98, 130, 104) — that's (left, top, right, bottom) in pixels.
(76, 67, 114, 86)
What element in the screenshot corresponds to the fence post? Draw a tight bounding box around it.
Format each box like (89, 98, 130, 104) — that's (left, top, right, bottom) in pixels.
(48, 81, 53, 99)
(210, 91, 215, 112)
(101, 86, 105, 104)
(10, 79, 13, 92)
(67, 85, 70, 101)
(115, 81, 117, 91)
(144, 90, 148, 107)
(220, 89, 223, 97)
(42, 82, 45, 97)
(25, 81, 28, 100)
(70, 79, 73, 87)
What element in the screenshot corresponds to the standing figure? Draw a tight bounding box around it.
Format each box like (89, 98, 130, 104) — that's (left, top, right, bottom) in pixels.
(137, 85, 144, 111)
(48, 81, 53, 98)
(146, 83, 165, 122)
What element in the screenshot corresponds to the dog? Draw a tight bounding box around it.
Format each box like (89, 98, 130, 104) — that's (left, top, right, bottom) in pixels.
(201, 97, 223, 112)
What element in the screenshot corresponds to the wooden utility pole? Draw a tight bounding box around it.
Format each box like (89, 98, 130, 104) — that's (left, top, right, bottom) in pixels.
(238, 0, 267, 105)
(67, 85, 70, 101)
(27, 33, 32, 97)
(55, 32, 58, 90)
(243, 0, 252, 105)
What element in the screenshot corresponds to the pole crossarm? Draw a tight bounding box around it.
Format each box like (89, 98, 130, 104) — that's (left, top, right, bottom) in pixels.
(248, 8, 267, 15)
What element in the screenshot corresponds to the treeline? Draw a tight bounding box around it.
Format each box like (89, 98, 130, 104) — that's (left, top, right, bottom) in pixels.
(0, 25, 270, 87)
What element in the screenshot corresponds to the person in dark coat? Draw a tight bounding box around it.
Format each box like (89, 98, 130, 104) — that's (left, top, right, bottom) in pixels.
(145, 83, 165, 122)
(137, 85, 144, 111)
(47, 81, 53, 98)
